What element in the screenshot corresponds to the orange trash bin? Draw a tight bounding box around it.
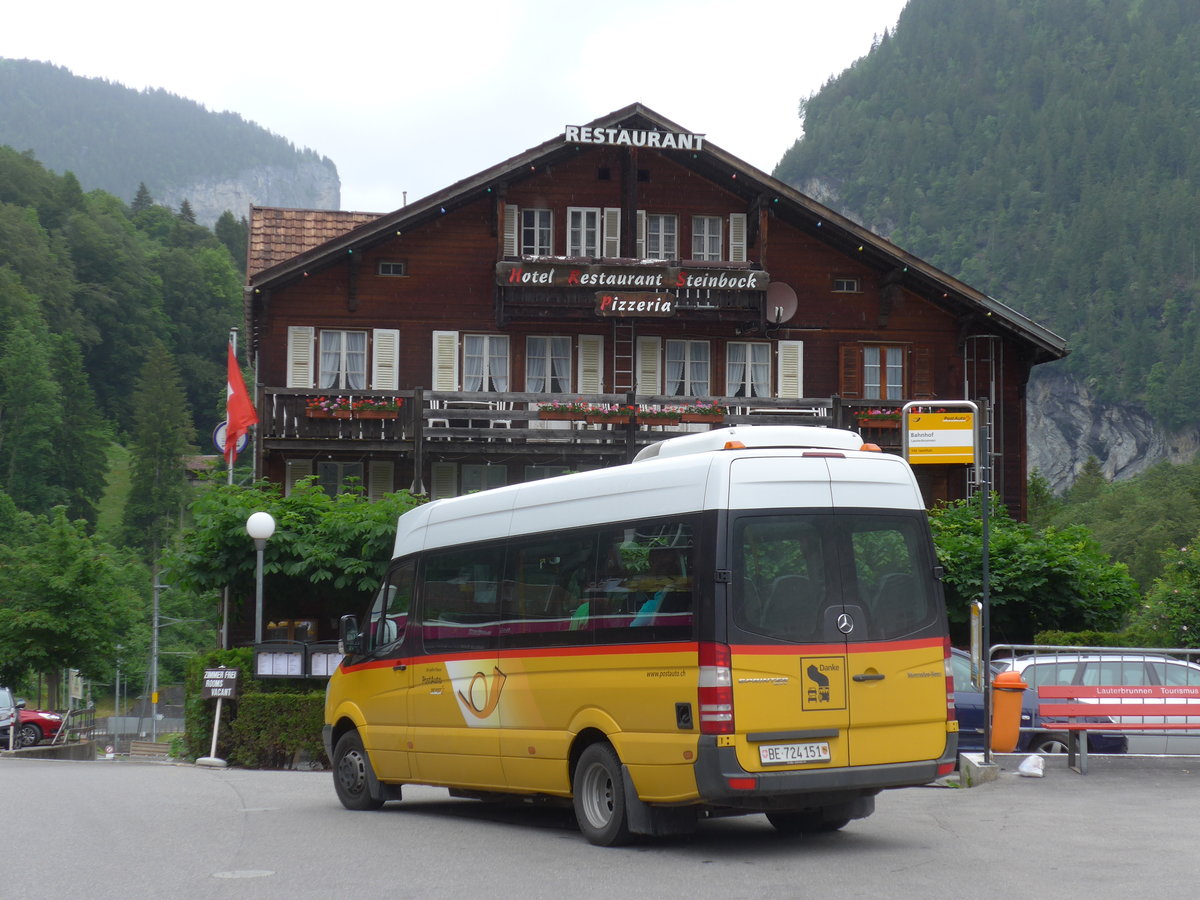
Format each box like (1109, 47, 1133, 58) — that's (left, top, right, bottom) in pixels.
(990, 670, 1028, 752)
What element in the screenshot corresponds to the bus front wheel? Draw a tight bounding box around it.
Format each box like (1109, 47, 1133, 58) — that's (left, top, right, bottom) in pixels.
(333, 730, 384, 811)
(573, 743, 633, 846)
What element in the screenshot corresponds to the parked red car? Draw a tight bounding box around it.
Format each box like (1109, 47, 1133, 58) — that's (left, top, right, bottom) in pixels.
(17, 707, 63, 747)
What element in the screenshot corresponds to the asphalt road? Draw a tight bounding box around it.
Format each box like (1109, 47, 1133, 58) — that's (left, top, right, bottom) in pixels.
(2, 754, 1196, 899)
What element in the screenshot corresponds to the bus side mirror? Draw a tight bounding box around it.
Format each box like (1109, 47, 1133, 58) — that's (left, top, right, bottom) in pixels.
(339, 615, 362, 656)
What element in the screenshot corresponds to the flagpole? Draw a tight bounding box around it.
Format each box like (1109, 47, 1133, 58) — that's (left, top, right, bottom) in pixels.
(228, 327, 238, 487)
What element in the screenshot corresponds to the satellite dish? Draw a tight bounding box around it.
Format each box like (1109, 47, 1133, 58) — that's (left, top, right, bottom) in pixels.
(766, 282, 798, 324)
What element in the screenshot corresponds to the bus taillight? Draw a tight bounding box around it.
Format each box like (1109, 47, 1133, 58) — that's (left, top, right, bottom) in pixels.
(698, 642, 734, 734)
(943, 636, 956, 722)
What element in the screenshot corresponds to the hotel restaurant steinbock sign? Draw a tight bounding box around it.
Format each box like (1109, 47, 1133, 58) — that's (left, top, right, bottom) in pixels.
(496, 261, 769, 317)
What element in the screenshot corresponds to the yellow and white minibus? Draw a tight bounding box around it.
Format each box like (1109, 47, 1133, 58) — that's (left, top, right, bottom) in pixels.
(323, 426, 957, 844)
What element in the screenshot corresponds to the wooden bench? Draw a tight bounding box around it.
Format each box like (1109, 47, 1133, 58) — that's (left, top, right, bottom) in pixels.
(129, 740, 171, 760)
(1037, 684, 1200, 773)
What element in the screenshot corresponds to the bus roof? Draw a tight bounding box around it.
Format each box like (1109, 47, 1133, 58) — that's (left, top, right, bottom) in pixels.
(393, 426, 917, 558)
(632, 425, 868, 462)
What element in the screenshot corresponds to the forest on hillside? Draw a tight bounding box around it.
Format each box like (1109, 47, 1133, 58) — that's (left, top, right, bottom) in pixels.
(775, 0, 1200, 433)
(0, 58, 336, 217)
(0, 147, 246, 525)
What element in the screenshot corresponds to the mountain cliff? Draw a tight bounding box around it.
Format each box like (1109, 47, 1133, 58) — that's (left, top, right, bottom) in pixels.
(0, 58, 339, 225)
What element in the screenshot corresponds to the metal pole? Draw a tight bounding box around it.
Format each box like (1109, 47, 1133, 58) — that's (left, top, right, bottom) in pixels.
(980, 409, 993, 765)
(151, 582, 162, 742)
(254, 539, 267, 644)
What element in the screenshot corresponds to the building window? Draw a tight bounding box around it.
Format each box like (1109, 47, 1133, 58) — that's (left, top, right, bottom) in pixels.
(645, 214, 677, 259)
(318, 330, 367, 390)
(521, 209, 552, 256)
(462, 465, 507, 494)
(665, 340, 710, 396)
(463, 334, 509, 391)
(317, 461, 364, 497)
(726, 342, 771, 398)
(692, 216, 722, 261)
(526, 336, 572, 393)
(377, 261, 407, 276)
(833, 276, 860, 293)
(568, 207, 601, 257)
(864, 345, 905, 400)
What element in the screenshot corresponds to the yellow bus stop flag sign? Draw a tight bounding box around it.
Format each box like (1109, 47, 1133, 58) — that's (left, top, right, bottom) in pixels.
(905, 411, 976, 465)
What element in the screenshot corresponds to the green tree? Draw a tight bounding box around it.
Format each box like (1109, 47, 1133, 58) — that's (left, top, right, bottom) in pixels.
(213, 211, 248, 274)
(120, 344, 196, 558)
(0, 319, 65, 513)
(164, 479, 426, 636)
(1135, 543, 1200, 648)
(130, 182, 154, 214)
(929, 493, 1138, 645)
(0, 506, 148, 696)
(48, 335, 110, 527)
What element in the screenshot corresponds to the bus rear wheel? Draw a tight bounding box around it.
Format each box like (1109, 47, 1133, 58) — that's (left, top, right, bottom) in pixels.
(573, 743, 632, 846)
(333, 731, 384, 811)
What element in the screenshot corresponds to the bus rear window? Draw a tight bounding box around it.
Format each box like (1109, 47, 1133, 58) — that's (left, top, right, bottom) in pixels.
(732, 513, 937, 643)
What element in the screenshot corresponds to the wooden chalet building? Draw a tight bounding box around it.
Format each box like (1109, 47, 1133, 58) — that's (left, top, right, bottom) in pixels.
(245, 103, 1066, 526)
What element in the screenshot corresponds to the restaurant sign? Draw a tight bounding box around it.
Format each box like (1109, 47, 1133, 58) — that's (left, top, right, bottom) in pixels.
(565, 125, 705, 151)
(496, 261, 768, 292)
(596, 292, 676, 317)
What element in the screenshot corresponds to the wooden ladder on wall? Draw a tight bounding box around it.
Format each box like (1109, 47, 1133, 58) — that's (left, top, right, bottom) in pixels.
(612, 320, 636, 393)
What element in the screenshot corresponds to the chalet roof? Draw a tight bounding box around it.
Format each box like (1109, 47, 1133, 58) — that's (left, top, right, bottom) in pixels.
(245, 103, 1067, 363)
(246, 206, 381, 277)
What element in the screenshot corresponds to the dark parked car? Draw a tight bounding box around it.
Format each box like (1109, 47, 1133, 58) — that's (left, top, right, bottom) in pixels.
(951, 649, 1125, 754)
(17, 707, 64, 747)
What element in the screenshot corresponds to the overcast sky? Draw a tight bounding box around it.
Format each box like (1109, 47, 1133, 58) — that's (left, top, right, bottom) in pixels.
(2, 0, 907, 212)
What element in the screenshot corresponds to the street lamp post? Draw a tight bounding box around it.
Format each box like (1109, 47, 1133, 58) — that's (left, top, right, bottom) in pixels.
(246, 512, 276, 644)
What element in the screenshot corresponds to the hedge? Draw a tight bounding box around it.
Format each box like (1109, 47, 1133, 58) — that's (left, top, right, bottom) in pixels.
(183, 649, 328, 768)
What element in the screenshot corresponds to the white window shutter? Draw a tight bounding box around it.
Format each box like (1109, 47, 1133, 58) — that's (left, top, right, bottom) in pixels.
(636, 210, 646, 258)
(729, 213, 747, 262)
(603, 207, 622, 257)
(371, 328, 400, 390)
(285, 459, 312, 496)
(578, 335, 604, 393)
(777, 340, 804, 398)
(368, 461, 394, 501)
(432, 331, 459, 391)
(636, 336, 662, 394)
(430, 462, 457, 500)
(503, 205, 519, 256)
(287, 326, 314, 388)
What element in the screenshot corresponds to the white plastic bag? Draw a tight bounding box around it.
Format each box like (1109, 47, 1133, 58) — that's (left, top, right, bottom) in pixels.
(1017, 754, 1045, 777)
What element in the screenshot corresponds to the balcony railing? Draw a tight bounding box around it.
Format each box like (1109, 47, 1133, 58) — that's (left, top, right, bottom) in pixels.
(260, 388, 908, 455)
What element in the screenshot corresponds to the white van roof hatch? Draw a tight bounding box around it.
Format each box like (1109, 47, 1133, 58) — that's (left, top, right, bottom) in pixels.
(633, 425, 868, 463)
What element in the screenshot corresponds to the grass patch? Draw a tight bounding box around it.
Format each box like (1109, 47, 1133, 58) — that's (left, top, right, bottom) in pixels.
(96, 441, 130, 540)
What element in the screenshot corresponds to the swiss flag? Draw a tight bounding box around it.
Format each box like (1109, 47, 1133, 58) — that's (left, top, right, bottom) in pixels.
(226, 343, 258, 464)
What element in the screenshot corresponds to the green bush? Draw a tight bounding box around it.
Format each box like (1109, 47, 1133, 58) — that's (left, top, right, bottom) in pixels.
(229, 693, 326, 769)
(183, 648, 326, 767)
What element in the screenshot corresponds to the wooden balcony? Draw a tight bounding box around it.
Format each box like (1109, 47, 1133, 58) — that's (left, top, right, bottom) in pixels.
(259, 389, 906, 462)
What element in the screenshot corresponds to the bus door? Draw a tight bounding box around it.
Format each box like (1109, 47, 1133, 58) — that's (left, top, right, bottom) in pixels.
(730, 512, 852, 770)
(836, 512, 949, 767)
(409, 544, 506, 788)
(353, 561, 416, 781)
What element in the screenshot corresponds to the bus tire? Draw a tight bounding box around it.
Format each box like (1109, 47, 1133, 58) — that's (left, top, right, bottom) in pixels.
(572, 743, 633, 846)
(766, 809, 850, 834)
(333, 730, 384, 811)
